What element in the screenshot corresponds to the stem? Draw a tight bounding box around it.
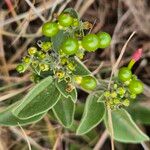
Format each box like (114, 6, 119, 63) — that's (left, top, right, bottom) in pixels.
(127, 60, 135, 70)
(107, 107, 115, 150)
(93, 130, 108, 150)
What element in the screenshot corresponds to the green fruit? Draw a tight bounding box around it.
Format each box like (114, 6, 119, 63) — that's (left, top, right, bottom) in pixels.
(118, 67, 132, 82)
(61, 38, 79, 55)
(80, 76, 97, 91)
(16, 64, 25, 73)
(129, 80, 143, 94)
(81, 34, 99, 51)
(28, 47, 37, 55)
(42, 22, 59, 37)
(58, 13, 73, 27)
(97, 32, 111, 48)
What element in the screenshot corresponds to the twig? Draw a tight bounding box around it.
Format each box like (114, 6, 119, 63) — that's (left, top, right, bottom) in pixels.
(25, 0, 45, 22)
(92, 62, 104, 75)
(108, 31, 136, 89)
(10, 127, 44, 150)
(0, 0, 62, 27)
(93, 130, 108, 150)
(18, 123, 32, 150)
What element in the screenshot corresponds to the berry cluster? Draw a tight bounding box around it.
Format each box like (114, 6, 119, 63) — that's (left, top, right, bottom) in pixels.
(16, 12, 111, 91)
(104, 67, 143, 109)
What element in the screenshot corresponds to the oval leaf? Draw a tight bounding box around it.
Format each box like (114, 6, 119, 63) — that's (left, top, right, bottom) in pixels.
(73, 57, 91, 76)
(13, 77, 61, 119)
(55, 80, 77, 103)
(64, 8, 79, 19)
(0, 102, 45, 126)
(128, 103, 150, 125)
(104, 108, 149, 143)
(76, 94, 105, 135)
(51, 30, 68, 52)
(52, 96, 75, 128)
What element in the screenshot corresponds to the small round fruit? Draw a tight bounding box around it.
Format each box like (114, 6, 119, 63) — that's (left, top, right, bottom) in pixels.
(42, 22, 59, 37)
(58, 13, 73, 27)
(16, 64, 25, 73)
(61, 38, 79, 55)
(118, 67, 132, 82)
(80, 76, 97, 91)
(81, 34, 99, 51)
(129, 80, 143, 94)
(97, 32, 111, 48)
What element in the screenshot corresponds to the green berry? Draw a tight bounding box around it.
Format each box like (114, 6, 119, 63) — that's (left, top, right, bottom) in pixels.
(56, 70, 65, 79)
(113, 99, 120, 104)
(118, 67, 132, 82)
(130, 93, 136, 99)
(97, 32, 111, 48)
(81, 34, 99, 51)
(67, 62, 76, 71)
(60, 57, 68, 65)
(58, 13, 73, 27)
(42, 22, 59, 37)
(117, 87, 126, 95)
(129, 80, 143, 94)
(41, 42, 52, 52)
(111, 92, 117, 98)
(123, 99, 130, 106)
(73, 18, 79, 27)
(61, 38, 79, 55)
(37, 51, 46, 59)
(16, 64, 25, 73)
(22, 56, 30, 64)
(104, 91, 110, 98)
(80, 76, 97, 91)
(39, 63, 49, 71)
(28, 47, 37, 55)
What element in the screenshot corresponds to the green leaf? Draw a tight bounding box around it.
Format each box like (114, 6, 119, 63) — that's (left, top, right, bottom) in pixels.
(55, 80, 77, 103)
(52, 95, 75, 127)
(104, 108, 149, 143)
(64, 8, 79, 19)
(73, 57, 91, 76)
(0, 102, 45, 126)
(13, 76, 61, 119)
(76, 94, 105, 135)
(51, 30, 68, 52)
(69, 121, 99, 145)
(128, 103, 150, 125)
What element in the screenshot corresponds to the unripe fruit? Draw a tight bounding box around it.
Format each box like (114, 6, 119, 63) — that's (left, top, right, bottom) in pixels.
(97, 32, 111, 48)
(42, 22, 59, 37)
(16, 64, 25, 73)
(80, 76, 97, 91)
(61, 38, 79, 55)
(129, 80, 143, 94)
(81, 34, 99, 51)
(118, 67, 132, 82)
(28, 47, 37, 55)
(58, 13, 73, 27)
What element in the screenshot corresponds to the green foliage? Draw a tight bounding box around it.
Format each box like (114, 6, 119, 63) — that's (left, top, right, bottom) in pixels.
(0, 102, 45, 126)
(73, 57, 91, 76)
(52, 96, 75, 127)
(63, 8, 79, 19)
(128, 103, 150, 125)
(104, 109, 149, 143)
(76, 94, 105, 135)
(51, 30, 68, 52)
(55, 80, 77, 103)
(13, 77, 60, 119)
